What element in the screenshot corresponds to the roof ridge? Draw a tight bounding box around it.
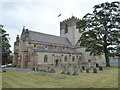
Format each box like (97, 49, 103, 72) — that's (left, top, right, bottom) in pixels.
(29, 30, 66, 39)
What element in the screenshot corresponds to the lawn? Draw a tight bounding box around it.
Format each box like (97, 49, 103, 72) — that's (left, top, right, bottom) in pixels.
(2, 65, 119, 88)
(0, 68, 2, 89)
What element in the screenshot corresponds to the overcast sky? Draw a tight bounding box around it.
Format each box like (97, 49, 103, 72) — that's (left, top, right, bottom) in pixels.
(1, 0, 116, 52)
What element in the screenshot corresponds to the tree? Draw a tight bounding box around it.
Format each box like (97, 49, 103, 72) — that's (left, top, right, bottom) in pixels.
(116, 45, 120, 58)
(76, 1, 120, 67)
(0, 25, 11, 64)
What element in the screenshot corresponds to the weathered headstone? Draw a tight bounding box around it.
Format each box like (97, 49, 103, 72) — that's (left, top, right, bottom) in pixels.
(80, 68, 83, 72)
(72, 66, 78, 76)
(66, 66, 71, 75)
(96, 63, 99, 68)
(88, 59, 91, 69)
(67, 71, 71, 75)
(82, 66, 85, 70)
(88, 67, 91, 70)
(33, 68, 35, 71)
(93, 68, 97, 73)
(50, 68, 55, 73)
(61, 71, 66, 74)
(49, 64, 55, 73)
(43, 66, 47, 72)
(86, 69, 89, 73)
(47, 66, 50, 72)
(36, 67, 39, 71)
(40, 66, 43, 72)
(72, 71, 78, 76)
(99, 66, 103, 71)
(61, 66, 66, 74)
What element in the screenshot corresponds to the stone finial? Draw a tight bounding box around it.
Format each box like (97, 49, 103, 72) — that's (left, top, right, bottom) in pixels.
(23, 26, 25, 29)
(26, 29, 28, 32)
(23, 26, 25, 32)
(16, 35, 19, 42)
(72, 16, 75, 18)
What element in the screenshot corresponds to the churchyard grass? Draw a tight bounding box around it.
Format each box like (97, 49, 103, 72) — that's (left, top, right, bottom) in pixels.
(0, 68, 2, 89)
(2, 65, 119, 88)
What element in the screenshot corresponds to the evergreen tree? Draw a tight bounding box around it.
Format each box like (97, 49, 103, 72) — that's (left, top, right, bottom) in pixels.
(76, 1, 120, 66)
(0, 25, 11, 64)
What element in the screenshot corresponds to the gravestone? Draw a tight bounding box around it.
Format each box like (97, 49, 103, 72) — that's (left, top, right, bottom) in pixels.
(50, 68, 55, 73)
(33, 68, 35, 71)
(36, 67, 39, 71)
(67, 71, 71, 75)
(72, 71, 78, 76)
(61, 66, 66, 74)
(80, 68, 83, 72)
(86, 69, 89, 73)
(40, 66, 44, 72)
(99, 66, 103, 71)
(93, 68, 97, 73)
(47, 66, 50, 72)
(82, 66, 85, 70)
(43, 66, 47, 72)
(38, 66, 40, 71)
(88, 59, 91, 69)
(88, 67, 91, 70)
(66, 66, 71, 75)
(49, 64, 55, 73)
(72, 66, 78, 76)
(61, 71, 66, 74)
(96, 63, 99, 68)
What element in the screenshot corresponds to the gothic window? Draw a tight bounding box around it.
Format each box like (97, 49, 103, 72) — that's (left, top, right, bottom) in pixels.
(65, 24, 68, 33)
(34, 44, 36, 47)
(45, 45, 47, 48)
(79, 56, 81, 61)
(44, 55, 48, 62)
(64, 56, 67, 62)
(72, 56, 75, 62)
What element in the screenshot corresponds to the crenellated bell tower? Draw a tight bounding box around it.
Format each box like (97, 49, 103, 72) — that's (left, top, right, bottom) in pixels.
(60, 16, 82, 45)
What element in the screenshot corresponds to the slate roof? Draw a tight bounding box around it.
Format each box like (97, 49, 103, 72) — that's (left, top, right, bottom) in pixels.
(29, 30, 72, 46)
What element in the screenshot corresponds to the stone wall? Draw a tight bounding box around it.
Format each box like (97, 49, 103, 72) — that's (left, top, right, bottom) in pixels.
(31, 52, 82, 67)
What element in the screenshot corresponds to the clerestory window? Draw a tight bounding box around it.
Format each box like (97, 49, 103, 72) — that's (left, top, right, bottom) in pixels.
(44, 55, 48, 62)
(72, 56, 75, 62)
(64, 56, 67, 62)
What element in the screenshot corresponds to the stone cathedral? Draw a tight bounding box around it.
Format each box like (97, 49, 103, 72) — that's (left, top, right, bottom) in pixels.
(13, 16, 104, 68)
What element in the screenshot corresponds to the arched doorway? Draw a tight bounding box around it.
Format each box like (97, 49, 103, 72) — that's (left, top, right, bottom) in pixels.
(54, 56, 61, 66)
(55, 59, 58, 66)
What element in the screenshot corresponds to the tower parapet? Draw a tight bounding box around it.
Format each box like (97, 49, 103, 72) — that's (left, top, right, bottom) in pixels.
(60, 16, 79, 31)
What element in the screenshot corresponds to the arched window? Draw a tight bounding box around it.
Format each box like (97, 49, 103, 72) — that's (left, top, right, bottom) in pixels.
(64, 56, 67, 62)
(44, 55, 48, 62)
(72, 56, 75, 62)
(79, 56, 81, 61)
(65, 24, 68, 33)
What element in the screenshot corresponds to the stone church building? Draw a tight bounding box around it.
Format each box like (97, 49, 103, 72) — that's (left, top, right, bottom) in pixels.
(12, 16, 104, 68)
